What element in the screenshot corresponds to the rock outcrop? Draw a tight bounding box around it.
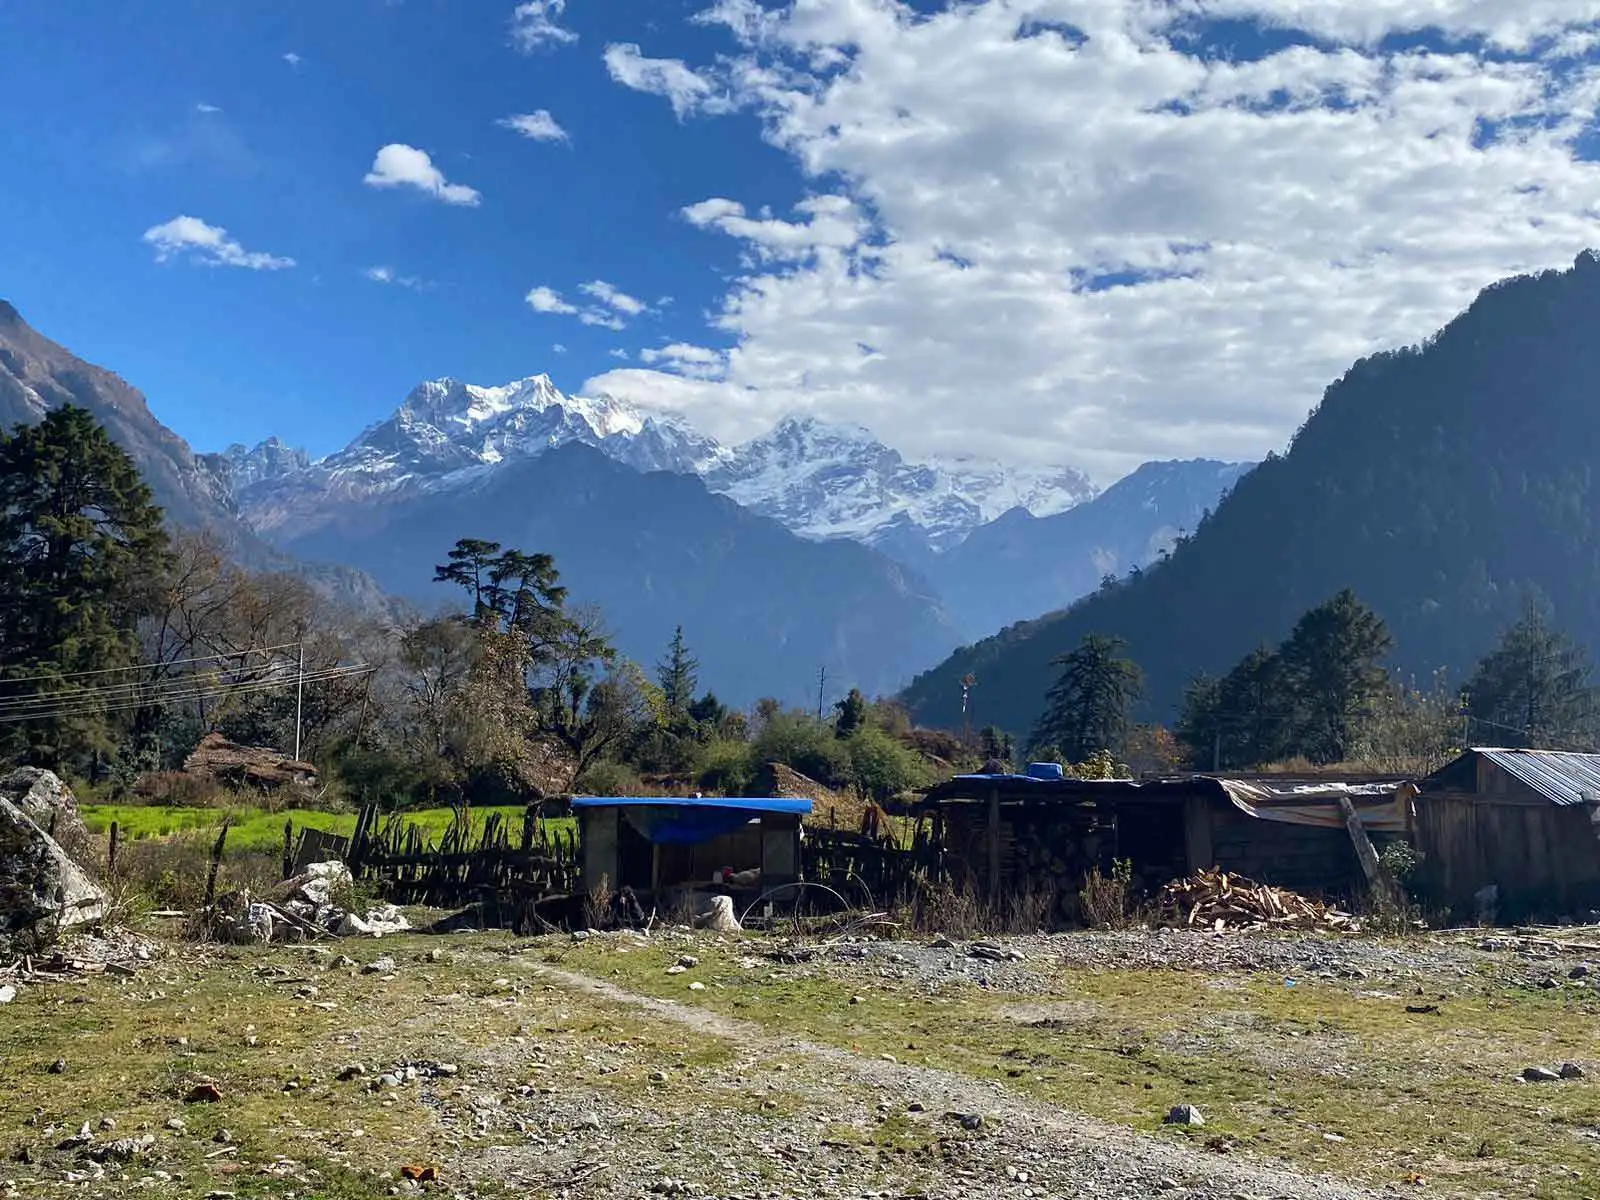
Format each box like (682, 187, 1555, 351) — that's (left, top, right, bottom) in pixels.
(0, 767, 92, 863)
(0, 793, 108, 959)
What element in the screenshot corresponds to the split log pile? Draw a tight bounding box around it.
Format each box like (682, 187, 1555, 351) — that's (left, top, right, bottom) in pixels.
(1158, 868, 1353, 932)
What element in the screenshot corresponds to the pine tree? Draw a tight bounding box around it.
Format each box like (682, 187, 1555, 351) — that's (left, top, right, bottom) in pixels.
(1463, 603, 1596, 748)
(1029, 634, 1143, 761)
(833, 687, 869, 738)
(0, 406, 170, 765)
(1277, 589, 1392, 764)
(656, 625, 699, 717)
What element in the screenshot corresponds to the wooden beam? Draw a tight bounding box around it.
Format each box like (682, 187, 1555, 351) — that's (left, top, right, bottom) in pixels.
(1336, 794, 1382, 887)
(987, 786, 1001, 903)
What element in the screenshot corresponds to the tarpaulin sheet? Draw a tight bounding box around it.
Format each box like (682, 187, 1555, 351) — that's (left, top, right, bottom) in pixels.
(622, 805, 760, 845)
(1219, 781, 1415, 833)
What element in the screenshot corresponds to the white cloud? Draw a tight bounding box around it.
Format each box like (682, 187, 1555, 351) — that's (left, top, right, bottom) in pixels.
(580, 279, 646, 316)
(497, 110, 569, 142)
(591, 0, 1600, 481)
(525, 285, 578, 314)
(640, 342, 727, 380)
(195, 103, 222, 115)
(142, 215, 294, 271)
(682, 195, 868, 262)
(364, 265, 424, 288)
(553, 342, 568, 354)
(510, 1, 576, 52)
(283, 51, 302, 67)
(526, 280, 650, 328)
(609, 348, 630, 359)
(604, 43, 730, 119)
(363, 144, 481, 206)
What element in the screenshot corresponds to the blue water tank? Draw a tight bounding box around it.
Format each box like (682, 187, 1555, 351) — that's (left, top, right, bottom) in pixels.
(1025, 762, 1065, 780)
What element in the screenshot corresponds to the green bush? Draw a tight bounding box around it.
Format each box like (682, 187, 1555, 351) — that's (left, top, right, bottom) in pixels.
(574, 760, 644, 797)
(695, 738, 758, 796)
(846, 726, 932, 800)
(752, 711, 853, 788)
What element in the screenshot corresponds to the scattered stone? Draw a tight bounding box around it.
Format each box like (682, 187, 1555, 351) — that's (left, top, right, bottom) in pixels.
(363, 956, 397, 976)
(1156, 1179, 1180, 1191)
(427, 947, 445, 962)
(571, 929, 589, 943)
(649, 1070, 669, 1084)
(331, 955, 358, 970)
(1570, 964, 1591, 980)
(57, 1123, 92, 1151)
(969, 941, 1024, 963)
(47, 1059, 66, 1075)
(186, 1082, 223, 1103)
(0, 986, 15, 1004)
(97, 1118, 116, 1132)
(377, 1073, 403, 1089)
(165, 1118, 186, 1132)
(1560, 1062, 1586, 1079)
(944, 1111, 985, 1131)
(1165, 1103, 1206, 1126)
(1522, 1066, 1561, 1083)
(338, 1064, 367, 1082)
(436, 1063, 459, 1077)
(930, 935, 956, 949)
(573, 1113, 603, 1131)
(849, 995, 864, 1005)
(666, 964, 687, 976)
(1537, 977, 1561, 990)
(88, 1134, 155, 1164)
(677, 955, 699, 968)
(687, 981, 706, 992)
(907, 1102, 925, 1113)
(213, 1129, 234, 1144)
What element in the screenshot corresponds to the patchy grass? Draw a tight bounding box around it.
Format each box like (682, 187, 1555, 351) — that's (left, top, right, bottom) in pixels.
(82, 805, 576, 855)
(0, 932, 735, 1199)
(560, 937, 1600, 1198)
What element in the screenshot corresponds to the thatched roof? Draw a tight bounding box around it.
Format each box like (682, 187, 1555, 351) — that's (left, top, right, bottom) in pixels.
(183, 732, 317, 789)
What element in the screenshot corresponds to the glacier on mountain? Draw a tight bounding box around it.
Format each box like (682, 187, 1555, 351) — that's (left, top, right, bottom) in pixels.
(229, 375, 1098, 550)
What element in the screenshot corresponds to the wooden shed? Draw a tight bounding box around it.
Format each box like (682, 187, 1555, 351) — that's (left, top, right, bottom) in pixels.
(920, 768, 1409, 918)
(573, 796, 811, 907)
(1414, 748, 1600, 919)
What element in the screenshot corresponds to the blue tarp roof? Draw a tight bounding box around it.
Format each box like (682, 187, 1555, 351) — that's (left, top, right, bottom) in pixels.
(569, 796, 813, 815)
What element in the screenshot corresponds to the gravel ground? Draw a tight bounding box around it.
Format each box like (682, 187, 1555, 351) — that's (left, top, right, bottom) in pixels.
(449, 958, 1384, 1200)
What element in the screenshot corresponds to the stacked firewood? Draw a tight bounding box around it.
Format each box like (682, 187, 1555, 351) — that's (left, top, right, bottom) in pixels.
(1159, 868, 1353, 932)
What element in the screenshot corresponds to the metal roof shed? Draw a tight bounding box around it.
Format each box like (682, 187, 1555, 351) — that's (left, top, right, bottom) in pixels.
(1416, 749, 1600, 918)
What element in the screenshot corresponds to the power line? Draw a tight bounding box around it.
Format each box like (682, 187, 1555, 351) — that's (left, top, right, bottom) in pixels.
(0, 641, 302, 689)
(0, 664, 374, 724)
(0, 659, 306, 714)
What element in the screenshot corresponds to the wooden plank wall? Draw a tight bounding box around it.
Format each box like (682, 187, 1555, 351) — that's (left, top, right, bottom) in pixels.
(1414, 794, 1600, 917)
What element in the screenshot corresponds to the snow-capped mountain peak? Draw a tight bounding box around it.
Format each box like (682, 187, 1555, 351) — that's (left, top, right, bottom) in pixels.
(229, 373, 1098, 553)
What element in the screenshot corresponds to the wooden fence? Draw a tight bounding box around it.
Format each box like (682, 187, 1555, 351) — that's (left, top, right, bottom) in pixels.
(337, 804, 579, 921)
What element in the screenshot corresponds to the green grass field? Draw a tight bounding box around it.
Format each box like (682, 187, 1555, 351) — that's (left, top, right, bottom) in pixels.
(81, 804, 575, 854)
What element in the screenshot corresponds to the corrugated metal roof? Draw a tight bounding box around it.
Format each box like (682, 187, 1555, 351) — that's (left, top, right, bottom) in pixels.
(1474, 748, 1600, 807)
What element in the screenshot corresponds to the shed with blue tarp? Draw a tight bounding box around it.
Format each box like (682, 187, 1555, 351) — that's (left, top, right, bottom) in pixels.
(572, 795, 812, 901)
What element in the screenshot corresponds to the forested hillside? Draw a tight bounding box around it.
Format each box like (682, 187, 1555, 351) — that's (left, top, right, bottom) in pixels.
(905, 253, 1600, 733)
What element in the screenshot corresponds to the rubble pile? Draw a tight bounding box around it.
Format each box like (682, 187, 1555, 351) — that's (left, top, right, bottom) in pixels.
(215, 860, 410, 943)
(0, 773, 108, 959)
(1158, 868, 1354, 932)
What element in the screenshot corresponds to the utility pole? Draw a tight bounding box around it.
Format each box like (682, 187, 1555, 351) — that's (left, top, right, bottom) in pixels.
(961, 674, 976, 743)
(293, 640, 305, 762)
(1212, 728, 1221, 774)
(816, 665, 827, 721)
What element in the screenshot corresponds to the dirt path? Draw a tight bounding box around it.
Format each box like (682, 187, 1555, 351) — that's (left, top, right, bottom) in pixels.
(511, 963, 1381, 1200)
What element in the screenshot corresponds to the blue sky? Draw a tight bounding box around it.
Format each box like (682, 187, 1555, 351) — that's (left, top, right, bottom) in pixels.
(0, 0, 791, 455)
(3, 1, 1599, 481)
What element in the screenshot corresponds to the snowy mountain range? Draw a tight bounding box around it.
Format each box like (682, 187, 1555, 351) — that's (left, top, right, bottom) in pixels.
(226, 374, 1097, 555)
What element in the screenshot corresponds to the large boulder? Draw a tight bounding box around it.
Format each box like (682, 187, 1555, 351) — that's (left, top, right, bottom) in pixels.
(0, 794, 108, 959)
(0, 768, 92, 863)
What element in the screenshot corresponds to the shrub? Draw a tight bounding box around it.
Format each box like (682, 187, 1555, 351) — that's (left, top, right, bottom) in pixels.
(846, 727, 932, 800)
(1079, 858, 1139, 928)
(751, 711, 854, 788)
(574, 760, 644, 797)
(695, 738, 758, 796)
